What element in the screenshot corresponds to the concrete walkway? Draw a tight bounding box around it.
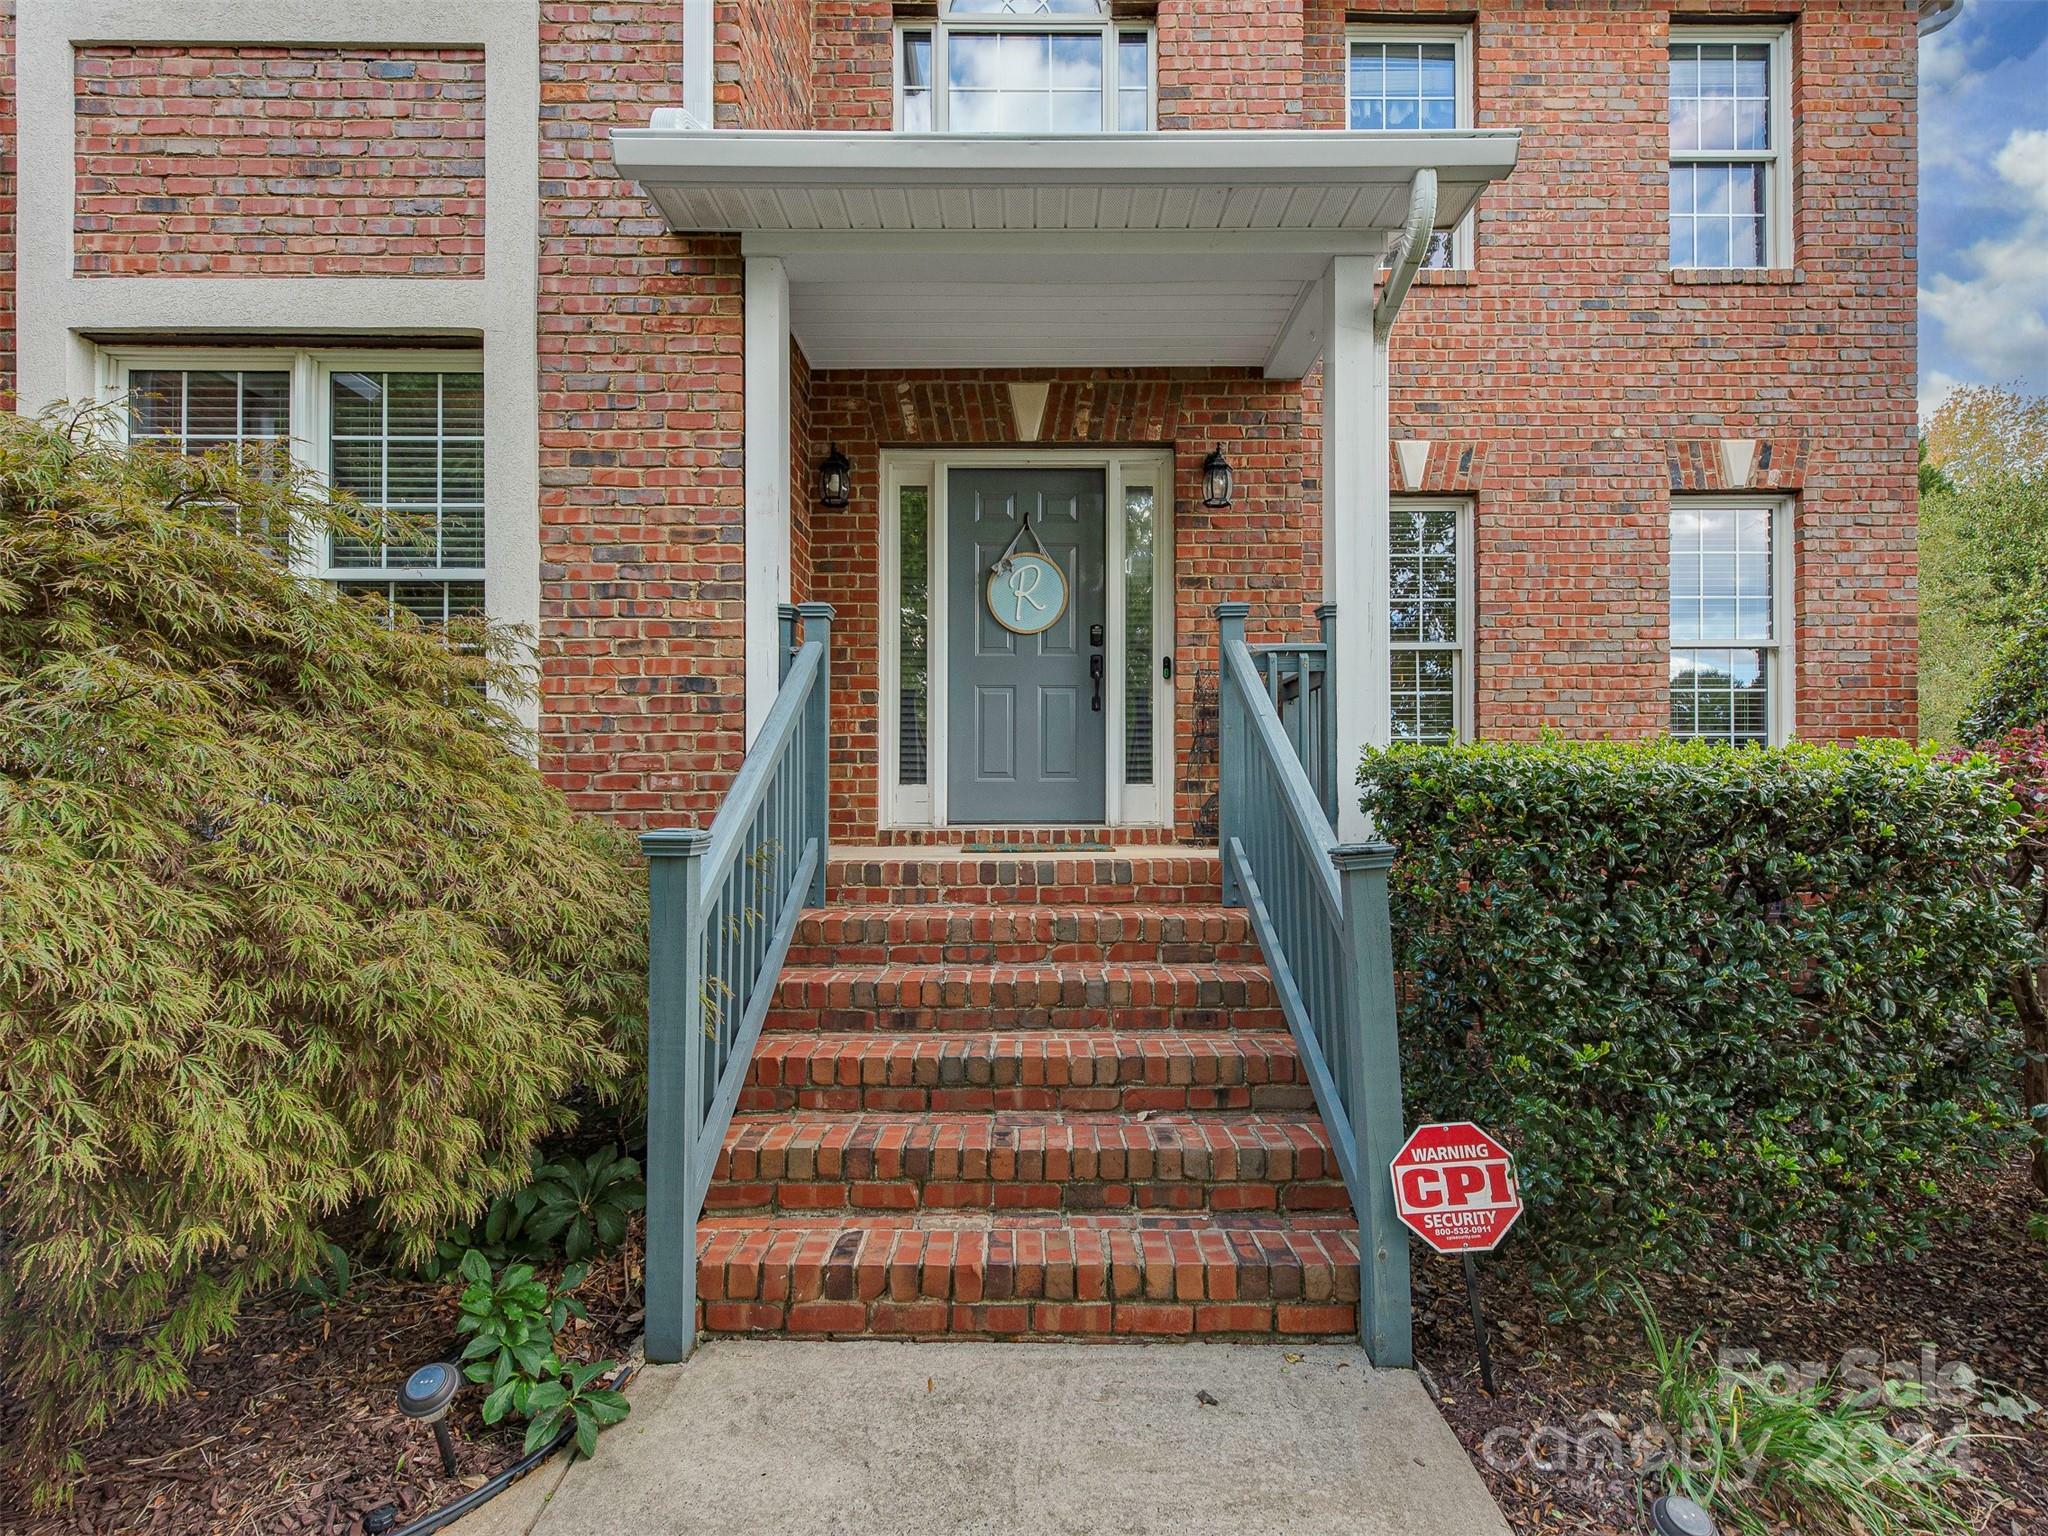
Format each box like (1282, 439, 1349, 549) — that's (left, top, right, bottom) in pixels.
(454, 1340, 1509, 1536)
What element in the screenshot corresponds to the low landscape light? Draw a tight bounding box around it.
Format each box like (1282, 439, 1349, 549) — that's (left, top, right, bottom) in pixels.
(397, 1360, 462, 1477)
(819, 446, 852, 508)
(1649, 1494, 1719, 1536)
(1201, 448, 1233, 509)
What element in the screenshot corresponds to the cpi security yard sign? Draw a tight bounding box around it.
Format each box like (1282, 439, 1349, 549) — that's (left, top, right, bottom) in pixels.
(1390, 1121, 1523, 1254)
(1390, 1121, 1524, 1395)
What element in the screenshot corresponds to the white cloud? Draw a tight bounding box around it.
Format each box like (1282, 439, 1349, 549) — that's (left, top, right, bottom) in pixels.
(1921, 127, 2048, 389)
(1920, 369, 1965, 422)
(1992, 128, 2048, 216)
(1919, 25, 1978, 94)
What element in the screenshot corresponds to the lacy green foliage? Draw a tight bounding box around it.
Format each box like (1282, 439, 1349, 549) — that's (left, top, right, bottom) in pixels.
(1359, 739, 2028, 1308)
(1960, 597, 2048, 744)
(0, 411, 647, 1499)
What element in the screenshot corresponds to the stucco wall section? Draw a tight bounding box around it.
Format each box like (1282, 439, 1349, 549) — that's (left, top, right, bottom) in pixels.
(73, 45, 486, 278)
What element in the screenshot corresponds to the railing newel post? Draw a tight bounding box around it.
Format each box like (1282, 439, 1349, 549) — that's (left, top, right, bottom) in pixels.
(640, 825, 712, 1364)
(1331, 840, 1412, 1368)
(1316, 603, 1339, 826)
(1215, 602, 1251, 908)
(777, 603, 799, 687)
(796, 602, 834, 907)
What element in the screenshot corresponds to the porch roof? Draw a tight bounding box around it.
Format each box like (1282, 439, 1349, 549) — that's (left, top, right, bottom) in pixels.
(609, 126, 1520, 374)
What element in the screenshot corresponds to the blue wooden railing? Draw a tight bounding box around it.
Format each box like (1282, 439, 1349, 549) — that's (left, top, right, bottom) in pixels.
(1216, 601, 1412, 1366)
(1249, 601, 1338, 826)
(639, 601, 832, 1363)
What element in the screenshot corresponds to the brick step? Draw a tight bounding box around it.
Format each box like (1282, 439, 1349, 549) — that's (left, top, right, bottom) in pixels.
(871, 826, 1187, 849)
(826, 851, 1223, 906)
(765, 962, 1282, 1034)
(739, 1030, 1315, 1114)
(786, 905, 1260, 967)
(706, 1111, 1347, 1215)
(695, 1213, 1360, 1339)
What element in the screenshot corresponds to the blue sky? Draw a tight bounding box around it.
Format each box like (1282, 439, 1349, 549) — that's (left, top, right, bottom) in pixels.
(1920, 0, 2048, 416)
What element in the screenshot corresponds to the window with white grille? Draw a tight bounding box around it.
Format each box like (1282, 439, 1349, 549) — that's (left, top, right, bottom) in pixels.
(1669, 500, 1794, 744)
(1388, 500, 1472, 745)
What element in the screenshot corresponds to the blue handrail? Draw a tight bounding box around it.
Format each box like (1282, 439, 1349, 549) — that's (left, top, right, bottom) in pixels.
(1217, 601, 1411, 1367)
(1249, 602, 1338, 826)
(639, 602, 832, 1363)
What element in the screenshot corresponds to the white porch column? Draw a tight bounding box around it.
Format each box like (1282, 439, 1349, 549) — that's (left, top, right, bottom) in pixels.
(1321, 255, 1391, 843)
(744, 255, 793, 743)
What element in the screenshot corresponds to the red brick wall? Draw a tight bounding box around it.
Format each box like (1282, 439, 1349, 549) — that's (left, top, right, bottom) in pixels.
(791, 339, 815, 602)
(790, 1, 1920, 755)
(812, 1, 892, 131)
(718, 0, 814, 129)
(537, 2, 746, 825)
(72, 46, 485, 279)
(806, 369, 1318, 841)
(1158, 0, 1304, 130)
(0, 1, 16, 410)
(1365, 0, 1919, 739)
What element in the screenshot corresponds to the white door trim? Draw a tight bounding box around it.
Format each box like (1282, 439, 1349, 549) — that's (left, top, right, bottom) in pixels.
(879, 446, 1175, 830)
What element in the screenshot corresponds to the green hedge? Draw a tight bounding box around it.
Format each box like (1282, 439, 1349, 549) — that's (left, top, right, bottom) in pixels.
(1359, 739, 2029, 1308)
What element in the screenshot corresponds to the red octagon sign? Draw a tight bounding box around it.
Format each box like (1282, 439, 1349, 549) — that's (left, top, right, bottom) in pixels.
(1390, 1122, 1523, 1254)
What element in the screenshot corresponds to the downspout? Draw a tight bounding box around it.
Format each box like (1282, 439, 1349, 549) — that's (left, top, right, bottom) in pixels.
(652, 0, 717, 130)
(1372, 169, 1438, 343)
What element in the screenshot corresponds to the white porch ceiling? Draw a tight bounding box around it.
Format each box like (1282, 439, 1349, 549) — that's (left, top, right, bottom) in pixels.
(610, 128, 1520, 374)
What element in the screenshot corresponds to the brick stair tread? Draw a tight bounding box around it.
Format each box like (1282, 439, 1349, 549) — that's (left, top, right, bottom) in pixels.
(788, 904, 1258, 965)
(740, 1029, 1315, 1113)
(828, 851, 1222, 905)
(770, 961, 1276, 1016)
(708, 1110, 1346, 1213)
(695, 1212, 1361, 1338)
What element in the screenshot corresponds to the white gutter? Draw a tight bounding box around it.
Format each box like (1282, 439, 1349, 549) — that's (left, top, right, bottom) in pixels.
(1372, 169, 1437, 342)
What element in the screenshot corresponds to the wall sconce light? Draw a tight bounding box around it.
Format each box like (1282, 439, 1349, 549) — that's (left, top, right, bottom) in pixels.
(819, 446, 852, 508)
(1202, 448, 1234, 510)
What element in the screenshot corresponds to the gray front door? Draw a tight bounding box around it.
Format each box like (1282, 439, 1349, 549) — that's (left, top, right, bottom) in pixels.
(947, 467, 1107, 824)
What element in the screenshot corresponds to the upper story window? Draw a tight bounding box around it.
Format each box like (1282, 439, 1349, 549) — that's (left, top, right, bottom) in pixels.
(1668, 29, 1791, 270)
(1347, 26, 1472, 268)
(898, 1, 1153, 134)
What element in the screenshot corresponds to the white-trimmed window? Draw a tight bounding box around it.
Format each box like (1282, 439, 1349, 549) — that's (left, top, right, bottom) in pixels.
(1388, 498, 1472, 744)
(1347, 25, 1473, 268)
(897, 1, 1154, 134)
(104, 350, 487, 626)
(1669, 499, 1794, 744)
(1667, 28, 1791, 270)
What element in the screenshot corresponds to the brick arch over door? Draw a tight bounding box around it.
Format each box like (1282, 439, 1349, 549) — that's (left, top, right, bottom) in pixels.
(804, 367, 1323, 842)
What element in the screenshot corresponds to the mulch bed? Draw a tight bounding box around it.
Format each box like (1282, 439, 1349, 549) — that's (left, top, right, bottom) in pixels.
(1413, 1156, 2048, 1535)
(7, 1164, 2043, 1535)
(0, 1247, 647, 1536)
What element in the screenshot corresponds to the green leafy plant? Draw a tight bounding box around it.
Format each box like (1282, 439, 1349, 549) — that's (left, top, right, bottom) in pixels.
(526, 1146, 646, 1263)
(522, 1359, 632, 1459)
(1633, 1285, 1978, 1536)
(418, 1143, 646, 1276)
(0, 409, 649, 1503)
(289, 1239, 356, 1317)
(1361, 738, 2030, 1306)
(457, 1250, 589, 1420)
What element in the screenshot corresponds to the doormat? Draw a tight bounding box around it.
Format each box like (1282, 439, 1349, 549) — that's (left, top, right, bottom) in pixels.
(963, 840, 1112, 853)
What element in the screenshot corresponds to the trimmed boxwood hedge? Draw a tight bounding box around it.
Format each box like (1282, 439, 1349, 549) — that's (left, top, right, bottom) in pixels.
(1359, 739, 2030, 1308)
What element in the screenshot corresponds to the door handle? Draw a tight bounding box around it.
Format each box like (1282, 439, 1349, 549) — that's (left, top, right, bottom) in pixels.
(1089, 654, 1105, 713)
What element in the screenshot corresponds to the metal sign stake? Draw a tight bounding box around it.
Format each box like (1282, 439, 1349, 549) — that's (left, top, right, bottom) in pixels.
(1462, 1252, 1496, 1395)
